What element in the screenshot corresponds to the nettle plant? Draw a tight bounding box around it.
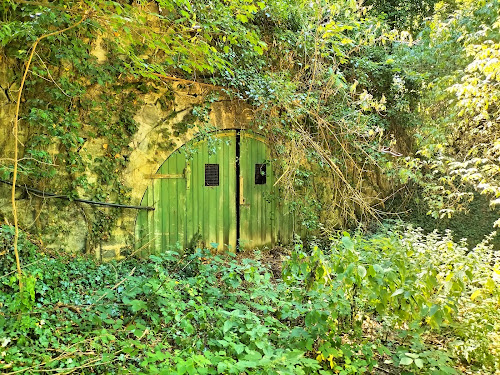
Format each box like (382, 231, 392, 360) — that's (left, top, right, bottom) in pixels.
(0, 221, 498, 373)
(283, 224, 499, 374)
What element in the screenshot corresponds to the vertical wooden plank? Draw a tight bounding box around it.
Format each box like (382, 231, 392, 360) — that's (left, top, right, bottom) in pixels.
(252, 138, 259, 247)
(258, 140, 264, 245)
(170, 154, 177, 247)
(192, 148, 201, 249)
(161, 160, 167, 251)
(259, 140, 266, 245)
(178, 152, 186, 248)
(228, 133, 237, 251)
(240, 132, 247, 250)
(160, 158, 168, 251)
(239, 134, 246, 249)
(248, 136, 254, 247)
(154, 175, 162, 253)
(240, 132, 252, 250)
(217, 137, 225, 251)
(269, 158, 276, 246)
(220, 135, 226, 251)
(147, 183, 155, 255)
(215, 139, 222, 251)
(167, 155, 175, 250)
(204, 141, 211, 249)
(202, 140, 208, 249)
(186, 154, 193, 251)
(173, 153, 180, 248)
(222, 136, 229, 250)
(229, 131, 237, 251)
(265, 142, 272, 246)
(205, 140, 211, 249)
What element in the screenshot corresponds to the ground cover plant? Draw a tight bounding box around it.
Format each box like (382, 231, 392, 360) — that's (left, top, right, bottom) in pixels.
(1, 223, 498, 374)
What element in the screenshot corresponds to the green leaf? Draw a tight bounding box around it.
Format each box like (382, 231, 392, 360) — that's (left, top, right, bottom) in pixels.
(341, 236, 354, 250)
(377, 345, 391, 357)
(177, 361, 186, 375)
(128, 299, 147, 312)
(357, 265, 367, 278)
(243, 351, 262, 361)
(223, 320, 233, 333)
(399, 356, 413, 366)
(391, 288, 404, 297)
(253, 45, 263, 55)
(217, 363, 227, 373)
(441, 365, 458, 374)
(405, 352, 419, 359)
(429, 304, 439, 316)
(236, 14, 248, 23)
(414, 358, 424, 368)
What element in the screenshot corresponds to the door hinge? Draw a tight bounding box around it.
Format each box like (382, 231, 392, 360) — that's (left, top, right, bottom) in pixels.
(147, 174, 184, 179)
(147, 162, 191, 190)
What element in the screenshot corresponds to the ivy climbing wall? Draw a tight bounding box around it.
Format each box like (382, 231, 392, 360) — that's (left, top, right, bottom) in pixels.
(0, 59, 16, 161)
(0, 1, 397, 260)
(0, 56, 254, 260)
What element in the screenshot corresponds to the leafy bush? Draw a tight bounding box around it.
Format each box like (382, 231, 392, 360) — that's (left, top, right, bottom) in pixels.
(0, 223, 498, 374)
(283, 224, 499, 374)
(1, 248, 322, 374)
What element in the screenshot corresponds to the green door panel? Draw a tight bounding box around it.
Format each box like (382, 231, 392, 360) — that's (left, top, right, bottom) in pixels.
(239, 132, 273, 250)
(135, 130, 293, 255)
(189, 131, 237, 252)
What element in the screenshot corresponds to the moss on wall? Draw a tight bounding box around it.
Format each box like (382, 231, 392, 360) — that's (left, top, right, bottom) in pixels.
(0, 52, 255, 259)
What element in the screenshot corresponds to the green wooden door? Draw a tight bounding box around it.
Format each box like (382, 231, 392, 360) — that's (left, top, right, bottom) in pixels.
(187, 130, 237, 252)
(238, 132, 273, 250)
(135, 130, 293, 254)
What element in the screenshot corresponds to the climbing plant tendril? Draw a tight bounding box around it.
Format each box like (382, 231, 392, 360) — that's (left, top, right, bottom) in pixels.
(11, 15, 87, 291)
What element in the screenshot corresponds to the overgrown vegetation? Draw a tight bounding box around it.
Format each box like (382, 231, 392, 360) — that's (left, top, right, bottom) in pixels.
(1, 0, 500, 373)
(1, 224, 498, 374)
(0, 0, 417, 237)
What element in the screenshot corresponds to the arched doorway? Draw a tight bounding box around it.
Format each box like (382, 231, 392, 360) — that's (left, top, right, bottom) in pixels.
(135, 130, 294, 254)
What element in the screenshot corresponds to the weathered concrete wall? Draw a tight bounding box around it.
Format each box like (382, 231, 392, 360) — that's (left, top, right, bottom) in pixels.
(97, 84, 254, 260)
(0, 56, 254, 260)
(0, 56, 391, 259)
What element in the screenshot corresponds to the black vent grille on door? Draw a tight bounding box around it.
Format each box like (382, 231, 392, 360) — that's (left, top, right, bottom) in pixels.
(255, 164, 267, 185)
(205, 164, 219, 186)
